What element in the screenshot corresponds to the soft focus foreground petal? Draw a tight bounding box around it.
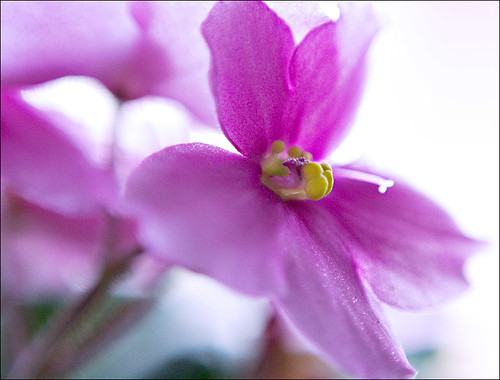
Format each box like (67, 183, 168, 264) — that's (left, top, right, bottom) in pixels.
(202, 1, 294, 160)
(1, 194, 103, 300)
(326, 165, 483, 310)
(1, 90, 118, 215)
(273, 203, 415, 379)
(284, 3, 380, 160)
(124, 143, 285, 296)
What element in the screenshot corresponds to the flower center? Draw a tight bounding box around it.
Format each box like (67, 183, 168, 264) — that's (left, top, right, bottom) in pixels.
(260, 140, 333, 201)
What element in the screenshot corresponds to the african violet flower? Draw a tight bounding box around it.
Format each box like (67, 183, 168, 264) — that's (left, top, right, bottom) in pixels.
(124, 2, 482, 378)
(0, 86, 175, 301)
(0, 1, 217, 125)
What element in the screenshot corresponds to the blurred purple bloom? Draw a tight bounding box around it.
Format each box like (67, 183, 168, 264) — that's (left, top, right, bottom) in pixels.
(0, 88, 169, 300)
(125, 2, 481, 378)
(0, 1, 217, 125)
(1, 1, 221, 299)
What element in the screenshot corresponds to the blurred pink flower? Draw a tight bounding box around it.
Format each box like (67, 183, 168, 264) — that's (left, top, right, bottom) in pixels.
(0, 89, 169, 301)
(0, 1, 217, 125)
(124, 2, 481, 378)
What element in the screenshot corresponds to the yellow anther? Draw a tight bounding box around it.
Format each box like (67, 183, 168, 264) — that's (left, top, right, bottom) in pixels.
(271, 140, 285, 154)
(262, 142, 334, 201)
(323, 169, 334, 196)
(302, 162, 323, 180)
(263, 162, 290, 177)
(288, 146, 303, 158)
(321, 163, 332, 172)
(305, 175, 328, 201)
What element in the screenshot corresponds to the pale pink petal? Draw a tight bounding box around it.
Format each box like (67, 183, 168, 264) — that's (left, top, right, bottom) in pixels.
(273, 203, 416, 378)
(284, 3, 380, 159)
(1, 2, 137, 91)
(324, 165, 484, 309)
(1, 90, 118, 215)
(267, 1, 332, 43)
(201, 1, 295, 160)
(123, 143, 285, 296)
(0, 194, 103, 300)
(131, 1, 217, 126)
(1, 192, 165, 300)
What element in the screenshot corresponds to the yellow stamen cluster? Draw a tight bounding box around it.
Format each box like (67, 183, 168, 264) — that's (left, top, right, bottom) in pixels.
(301, 162, 333, 201)
(261, 140, 334, 201)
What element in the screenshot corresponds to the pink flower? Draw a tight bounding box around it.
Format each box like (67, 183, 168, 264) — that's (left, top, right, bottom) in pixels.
(0, 87, 170, 300)
(124, 2, 482, 378)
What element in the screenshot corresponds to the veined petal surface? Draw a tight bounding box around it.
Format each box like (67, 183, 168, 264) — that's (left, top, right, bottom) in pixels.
(325, 165, 483, 309)
(124, 143, 285, 296)
(273, 203, 416, 379)
(284, 3, 380, 160)
(1, 90, 118, 215)
(202, 1, 295, 160)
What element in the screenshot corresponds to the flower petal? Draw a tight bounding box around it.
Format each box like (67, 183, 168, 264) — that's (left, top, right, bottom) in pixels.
(1, 90, 118, 215)
(325, 165, 483, 309)
(1, 193, 103, 300)
(273, 203, 416, 378)
(126, 1, 217, 126)
(1, 192, 164, 300)
(1, 2, 137, 91)
(284, 3, 380, 160)
(124, 143, 285, 296)
(267, 1, 332, 43)
(201, 1, 295, 160)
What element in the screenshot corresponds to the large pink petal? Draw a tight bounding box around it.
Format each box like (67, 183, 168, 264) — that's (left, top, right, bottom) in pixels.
(1, 90, 118, 215)
(273, 203, 416, 378)
(124, 143, 285, 296)
(325, 165, 483, 310)
(201, 1, 295, 160)
(284, 3, 380, 160)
